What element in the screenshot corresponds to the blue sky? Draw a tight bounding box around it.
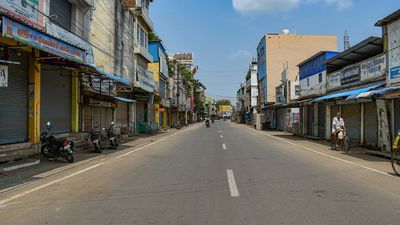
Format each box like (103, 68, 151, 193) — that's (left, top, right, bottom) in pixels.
(150, 0, 398, 102)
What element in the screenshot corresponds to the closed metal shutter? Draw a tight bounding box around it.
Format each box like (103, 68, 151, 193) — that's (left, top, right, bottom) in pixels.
(276, 108, 285, 131)
(116, 102, 128, 134)
(318, 103, 326, 138)
(307, 106, 314, 136)
(50, 0, 72, 31)
(342, 104, 361, 142)
(364, 102, 378, 147)
(0, 51, 29, 144)
(82, 106, 92, 132)
(159, 112, 163, 127)
(41, 65, 71, 133)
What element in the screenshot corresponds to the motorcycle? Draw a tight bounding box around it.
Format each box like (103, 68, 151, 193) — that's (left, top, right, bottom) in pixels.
(106, 122, 118, 150)
(40, 122, 74, 163)
(205, 120, 210, 128)
(88, 127, 103, 153)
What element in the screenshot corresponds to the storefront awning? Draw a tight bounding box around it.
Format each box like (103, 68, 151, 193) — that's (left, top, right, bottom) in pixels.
(313, 84, 383, 102)
(94, 68, 131, 86)
(346, 85, 400, 100)
(115, 96, 136, 103)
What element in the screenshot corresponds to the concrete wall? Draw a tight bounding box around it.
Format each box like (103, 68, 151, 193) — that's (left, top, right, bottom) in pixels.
(265, 34, 337, 103)
(300, 70, 327, 97)
(91, 0, 116, 74)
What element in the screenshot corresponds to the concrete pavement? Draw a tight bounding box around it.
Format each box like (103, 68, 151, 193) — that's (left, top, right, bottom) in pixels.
(1, 121, 400, 225)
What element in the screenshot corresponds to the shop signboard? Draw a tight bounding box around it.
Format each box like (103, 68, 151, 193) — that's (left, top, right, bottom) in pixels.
(46, 21, 95, 66)
(327, 71, 341, 90)
(0, 65, 8, 87)
(0, 0, 45, 30)
(341, 64, 360, 86)
(360, 54, 386, 81)
(388, 19, 400, 84)
(2, 17, 85, 63)
(91, 77, 114, 94)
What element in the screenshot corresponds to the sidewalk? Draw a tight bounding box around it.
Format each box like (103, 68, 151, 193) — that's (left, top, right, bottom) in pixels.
(234, 123, 397, 178)
(0, 124, 195, 192)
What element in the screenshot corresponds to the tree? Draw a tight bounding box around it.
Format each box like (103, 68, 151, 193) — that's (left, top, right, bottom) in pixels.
(216, 99, 231, 107)
(148, 32, 161, 42)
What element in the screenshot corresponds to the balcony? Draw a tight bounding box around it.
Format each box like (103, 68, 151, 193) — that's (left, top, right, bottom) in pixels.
(124, 0, 154, 31)
(134, 41, 153, 63)
(134, 66, 154, 93)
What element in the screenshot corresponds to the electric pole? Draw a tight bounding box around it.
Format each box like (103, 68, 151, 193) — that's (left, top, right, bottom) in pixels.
(175, 62, 180, 129)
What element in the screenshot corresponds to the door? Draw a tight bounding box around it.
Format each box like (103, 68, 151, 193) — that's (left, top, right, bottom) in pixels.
(0, 51, 29, 144)
(41, 65, 71, 133)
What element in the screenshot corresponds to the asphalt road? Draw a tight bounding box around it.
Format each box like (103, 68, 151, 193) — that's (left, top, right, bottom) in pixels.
(1, 121, 400, 225)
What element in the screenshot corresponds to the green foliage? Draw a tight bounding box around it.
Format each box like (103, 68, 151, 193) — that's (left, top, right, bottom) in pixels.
(148, 32, 161, 42)
(166, 58, 175, 77)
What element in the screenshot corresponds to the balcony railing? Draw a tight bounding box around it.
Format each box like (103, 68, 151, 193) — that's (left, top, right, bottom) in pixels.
(154, 80, 160, 94)
(134, 41, 153, 63)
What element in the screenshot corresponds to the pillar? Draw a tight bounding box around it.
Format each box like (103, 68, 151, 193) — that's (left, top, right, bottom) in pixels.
(360, 102, 365, 145)
(163, 111, 167, 128)
(71, 71, 79, 132)
(28, 49, 40, 144)
(325, 105, 331, 140)
(313, 103, 318, 137)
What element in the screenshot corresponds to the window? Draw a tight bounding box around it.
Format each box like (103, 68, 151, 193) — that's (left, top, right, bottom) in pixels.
(136, 23, 148, 50)
(319, 73, 323, 83)
(307, 78, 310, 87)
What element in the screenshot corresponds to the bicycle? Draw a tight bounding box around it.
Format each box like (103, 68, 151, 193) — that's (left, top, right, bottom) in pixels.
(390, 129, 400, 176)
(331, 128, 350, 152)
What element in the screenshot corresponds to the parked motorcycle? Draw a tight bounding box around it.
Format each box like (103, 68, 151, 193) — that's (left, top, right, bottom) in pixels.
(106, 122, 118, 150)
(88, 127, 103, 153)
(40, 122, 74, 163)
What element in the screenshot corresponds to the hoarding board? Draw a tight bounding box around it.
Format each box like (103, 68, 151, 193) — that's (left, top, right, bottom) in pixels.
(0, 0, 45, 30)
(360, 54, 386, 81)
(0, 65, 8, 87)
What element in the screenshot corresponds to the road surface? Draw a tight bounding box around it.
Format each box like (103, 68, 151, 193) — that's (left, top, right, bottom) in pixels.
(1, 121, 400, 225)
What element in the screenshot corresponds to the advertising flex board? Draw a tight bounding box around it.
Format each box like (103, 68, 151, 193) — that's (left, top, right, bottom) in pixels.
(360, 54, 386, 81)
(2, 17, 85, 63)
(388, 19, 400, 84)
(0, 0, 45, 30)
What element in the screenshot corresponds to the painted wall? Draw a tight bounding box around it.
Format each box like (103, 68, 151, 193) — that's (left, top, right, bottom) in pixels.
(300, 70, 327, 97)
(262, 34, 337, 103)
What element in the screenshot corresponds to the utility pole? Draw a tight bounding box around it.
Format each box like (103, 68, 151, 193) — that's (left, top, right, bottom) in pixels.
(175, 62, 180, 129)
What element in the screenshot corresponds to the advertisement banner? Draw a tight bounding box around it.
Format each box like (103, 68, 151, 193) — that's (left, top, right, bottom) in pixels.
(2, 17, 85, 63)
(0, 0, 45, 30)
(360, 54, 386, 81)
(327, 71, 341, 90)
(388, 19, 400, 84)
(0, 65, 8, 87)
(341, 64, 360, 86)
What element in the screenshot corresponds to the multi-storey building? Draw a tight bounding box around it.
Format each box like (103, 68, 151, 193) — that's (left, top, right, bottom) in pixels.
(244, 58, 258, 123)
(257, 32, 337, 107)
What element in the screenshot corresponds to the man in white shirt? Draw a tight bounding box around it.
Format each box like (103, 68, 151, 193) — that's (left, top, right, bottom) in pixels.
(331, 112, 345, 149)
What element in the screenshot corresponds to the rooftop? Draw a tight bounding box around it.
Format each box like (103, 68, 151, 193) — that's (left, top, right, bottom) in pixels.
(323, 36, 383, 71)
(375, 9, 400, 26)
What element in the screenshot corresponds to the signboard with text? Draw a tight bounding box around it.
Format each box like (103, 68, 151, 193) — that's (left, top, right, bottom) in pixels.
(388, 19, 400, 84)
(0, 0, 45, 30)
(2, 17, 85, 63)
(327, 71, 341, 90)
(360, 54, 386, 81)
(341, 64, 360, 86)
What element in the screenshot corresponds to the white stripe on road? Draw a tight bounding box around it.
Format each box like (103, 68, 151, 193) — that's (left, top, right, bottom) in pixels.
(0, 163, 104, 207)
(218, 130, 222, 133)
(227, 169, 240, 197)
(220, 135, 223, 139)
(222, 143, 227, 150)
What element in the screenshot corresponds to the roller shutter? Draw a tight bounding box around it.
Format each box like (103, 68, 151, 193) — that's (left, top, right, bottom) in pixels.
(41, 65, 71, 133)
(0, 51, 29, 144)
(307, 106, 314, 136)
(116, 102, 128, 134)
(364, 102, 378, 147)
(342, 104, 361, 142)
(276, 108, 285, 131)
(318, 103, 326, 138)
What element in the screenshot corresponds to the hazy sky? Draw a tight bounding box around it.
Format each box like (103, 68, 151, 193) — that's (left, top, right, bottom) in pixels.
(150, 0, 397, 102)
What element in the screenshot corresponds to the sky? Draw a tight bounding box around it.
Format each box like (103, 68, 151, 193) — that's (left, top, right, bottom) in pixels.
(150, 0, 398, 102)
